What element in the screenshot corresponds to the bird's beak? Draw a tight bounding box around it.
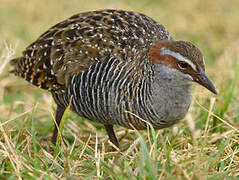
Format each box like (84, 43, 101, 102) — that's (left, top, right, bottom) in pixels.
(193, 69, 218, 94)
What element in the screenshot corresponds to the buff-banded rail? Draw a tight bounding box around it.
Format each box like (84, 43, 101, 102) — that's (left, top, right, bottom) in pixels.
(10, 9, 217, 149)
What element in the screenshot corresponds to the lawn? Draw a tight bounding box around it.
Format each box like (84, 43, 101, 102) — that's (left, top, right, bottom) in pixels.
(0, 0, 239, 179)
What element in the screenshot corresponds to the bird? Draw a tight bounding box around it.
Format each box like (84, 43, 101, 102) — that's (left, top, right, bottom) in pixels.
(10, 9, 217, 149)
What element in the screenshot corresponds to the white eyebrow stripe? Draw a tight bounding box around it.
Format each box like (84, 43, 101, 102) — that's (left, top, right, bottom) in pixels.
(161, 48, 197, 71)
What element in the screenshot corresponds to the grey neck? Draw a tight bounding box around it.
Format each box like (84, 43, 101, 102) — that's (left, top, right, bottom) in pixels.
(139, 64, 192, 128)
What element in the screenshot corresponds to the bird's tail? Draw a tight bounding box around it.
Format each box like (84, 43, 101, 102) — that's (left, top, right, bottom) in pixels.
(9, 57, 26, 78)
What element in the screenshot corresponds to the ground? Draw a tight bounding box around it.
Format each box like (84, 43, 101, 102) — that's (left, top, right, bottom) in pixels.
(0, 0, 239, 179)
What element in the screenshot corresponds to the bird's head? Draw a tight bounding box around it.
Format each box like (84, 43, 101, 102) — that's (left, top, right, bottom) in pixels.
(149, 40, 217, 94)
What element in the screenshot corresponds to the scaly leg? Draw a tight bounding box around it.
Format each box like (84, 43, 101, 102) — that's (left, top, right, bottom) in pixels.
(51, 105, 65, 145)
(104, 125, 120, 149)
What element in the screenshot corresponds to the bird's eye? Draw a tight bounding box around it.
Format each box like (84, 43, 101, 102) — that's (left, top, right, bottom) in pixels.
(178, 62, 189, 69)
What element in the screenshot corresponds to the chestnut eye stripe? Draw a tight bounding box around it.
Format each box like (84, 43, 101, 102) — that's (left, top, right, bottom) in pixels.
(161, 48, 197, 71)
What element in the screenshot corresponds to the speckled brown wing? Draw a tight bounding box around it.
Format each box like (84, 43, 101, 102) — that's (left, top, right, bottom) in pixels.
(10, 9, 172, 94)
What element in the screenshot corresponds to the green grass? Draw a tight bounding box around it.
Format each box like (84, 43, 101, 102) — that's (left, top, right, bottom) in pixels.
(1, 0, 239, 179)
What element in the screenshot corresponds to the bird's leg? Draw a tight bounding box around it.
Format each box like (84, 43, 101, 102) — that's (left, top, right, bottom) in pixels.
(51, 105, 66, 145)
(104, 125, 120, 150)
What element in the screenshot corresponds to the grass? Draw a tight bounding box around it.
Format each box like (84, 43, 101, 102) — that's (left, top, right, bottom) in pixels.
(1, 0, 239, 179)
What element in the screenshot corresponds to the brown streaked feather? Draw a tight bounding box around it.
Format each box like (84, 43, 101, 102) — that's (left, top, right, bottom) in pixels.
(10, 9, 172, 93)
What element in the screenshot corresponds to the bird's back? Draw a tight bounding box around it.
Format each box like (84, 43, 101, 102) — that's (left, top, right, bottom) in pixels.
(10, 9, 172, 94)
